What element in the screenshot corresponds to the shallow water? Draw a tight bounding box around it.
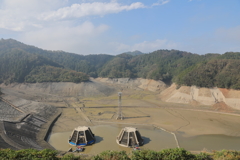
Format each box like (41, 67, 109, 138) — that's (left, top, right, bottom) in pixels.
(47, 125, 177, 154)
(47, 124, 240, 154)
(178, 134, 240, 151)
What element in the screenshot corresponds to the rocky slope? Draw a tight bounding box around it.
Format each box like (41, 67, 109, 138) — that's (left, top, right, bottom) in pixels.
(94, 78, 167, 92)
(159, 83, 240, 110)
(1, 78, 240, 110)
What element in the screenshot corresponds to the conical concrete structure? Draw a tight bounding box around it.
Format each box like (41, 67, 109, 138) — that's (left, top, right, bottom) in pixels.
(116, 127, 143, 147)
(68, 126, 95, 146)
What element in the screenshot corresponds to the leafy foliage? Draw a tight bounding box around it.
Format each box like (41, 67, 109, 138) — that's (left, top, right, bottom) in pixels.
(61, 153, 81, 160)
(1, 148, 240, 160)
(212, 150, 240, 160)
(131, 148, 196, 160)
(176, 59, 240, 89)
(0, 38, 113, 79)
(25, 66, 89, 83)
(93, 150, 130, 160)
(0, 148, 58, 160)
(0, 48, 63, 84)
(0, 39, 90, 83)
(99, 54, 134, 78)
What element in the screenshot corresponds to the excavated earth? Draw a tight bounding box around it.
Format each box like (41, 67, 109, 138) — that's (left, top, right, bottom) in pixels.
(1, 78, 240, 151)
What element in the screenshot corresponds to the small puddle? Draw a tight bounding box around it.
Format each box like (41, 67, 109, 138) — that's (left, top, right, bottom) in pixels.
(47, 125, 176, 154)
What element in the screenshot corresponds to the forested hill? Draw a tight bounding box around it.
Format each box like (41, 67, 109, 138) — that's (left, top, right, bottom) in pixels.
(0, 38, 240, 89)
(122, 50, 144, 56)
(0, 39, 91, 84)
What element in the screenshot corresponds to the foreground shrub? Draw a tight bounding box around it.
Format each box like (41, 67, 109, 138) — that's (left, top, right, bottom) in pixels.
(93, 150, 130, 160)
(0, 148, 58, 160)
(212, 150, 240, 160)
(131, 149, 160, 160)
(160, 148, 195, 160)
(131, 148, 196, 160)
(61, 153, 81, 160)
(2, 148, 240, 160)
(195, 152, 213, 160)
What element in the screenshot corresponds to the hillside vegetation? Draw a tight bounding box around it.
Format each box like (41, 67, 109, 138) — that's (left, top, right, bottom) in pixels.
(0, 39, 240, 89)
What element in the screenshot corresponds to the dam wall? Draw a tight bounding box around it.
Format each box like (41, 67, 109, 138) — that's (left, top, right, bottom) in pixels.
(0, 95, 59, 150)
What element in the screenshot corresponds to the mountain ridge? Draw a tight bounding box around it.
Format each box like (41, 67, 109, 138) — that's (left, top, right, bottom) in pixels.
(0, 38, 240, 89)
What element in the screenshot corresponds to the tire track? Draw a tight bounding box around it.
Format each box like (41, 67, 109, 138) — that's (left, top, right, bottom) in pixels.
(165, 109, 191, 132)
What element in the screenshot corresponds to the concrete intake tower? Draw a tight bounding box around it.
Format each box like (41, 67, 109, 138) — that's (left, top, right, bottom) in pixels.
(68, 126, 95, 146)
(116, 127, 144, 147)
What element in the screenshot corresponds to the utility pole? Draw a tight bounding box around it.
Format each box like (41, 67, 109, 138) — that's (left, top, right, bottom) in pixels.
(116, 92, 123, 120)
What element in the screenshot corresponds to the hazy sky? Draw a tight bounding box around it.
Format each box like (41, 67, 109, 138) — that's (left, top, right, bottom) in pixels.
(0, 0, 240, 55)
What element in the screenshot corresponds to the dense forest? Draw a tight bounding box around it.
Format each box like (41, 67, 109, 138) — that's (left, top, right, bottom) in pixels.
(0, 39, 240, 89)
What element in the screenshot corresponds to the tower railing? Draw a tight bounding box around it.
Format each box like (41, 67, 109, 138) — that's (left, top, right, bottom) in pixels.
(116, 92, 123, 120)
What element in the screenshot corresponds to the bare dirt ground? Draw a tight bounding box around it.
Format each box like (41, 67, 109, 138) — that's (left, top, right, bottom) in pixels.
(2, 78, 240, 139)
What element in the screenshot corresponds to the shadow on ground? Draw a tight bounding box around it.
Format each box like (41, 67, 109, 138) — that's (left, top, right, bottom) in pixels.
(142, 136, 151, 145)
(95, 136, 103, 144)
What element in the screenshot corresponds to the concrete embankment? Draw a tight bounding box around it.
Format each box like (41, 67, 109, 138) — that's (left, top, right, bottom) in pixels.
(0, 95, 60, 150)
(37, 109, 62, 150)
